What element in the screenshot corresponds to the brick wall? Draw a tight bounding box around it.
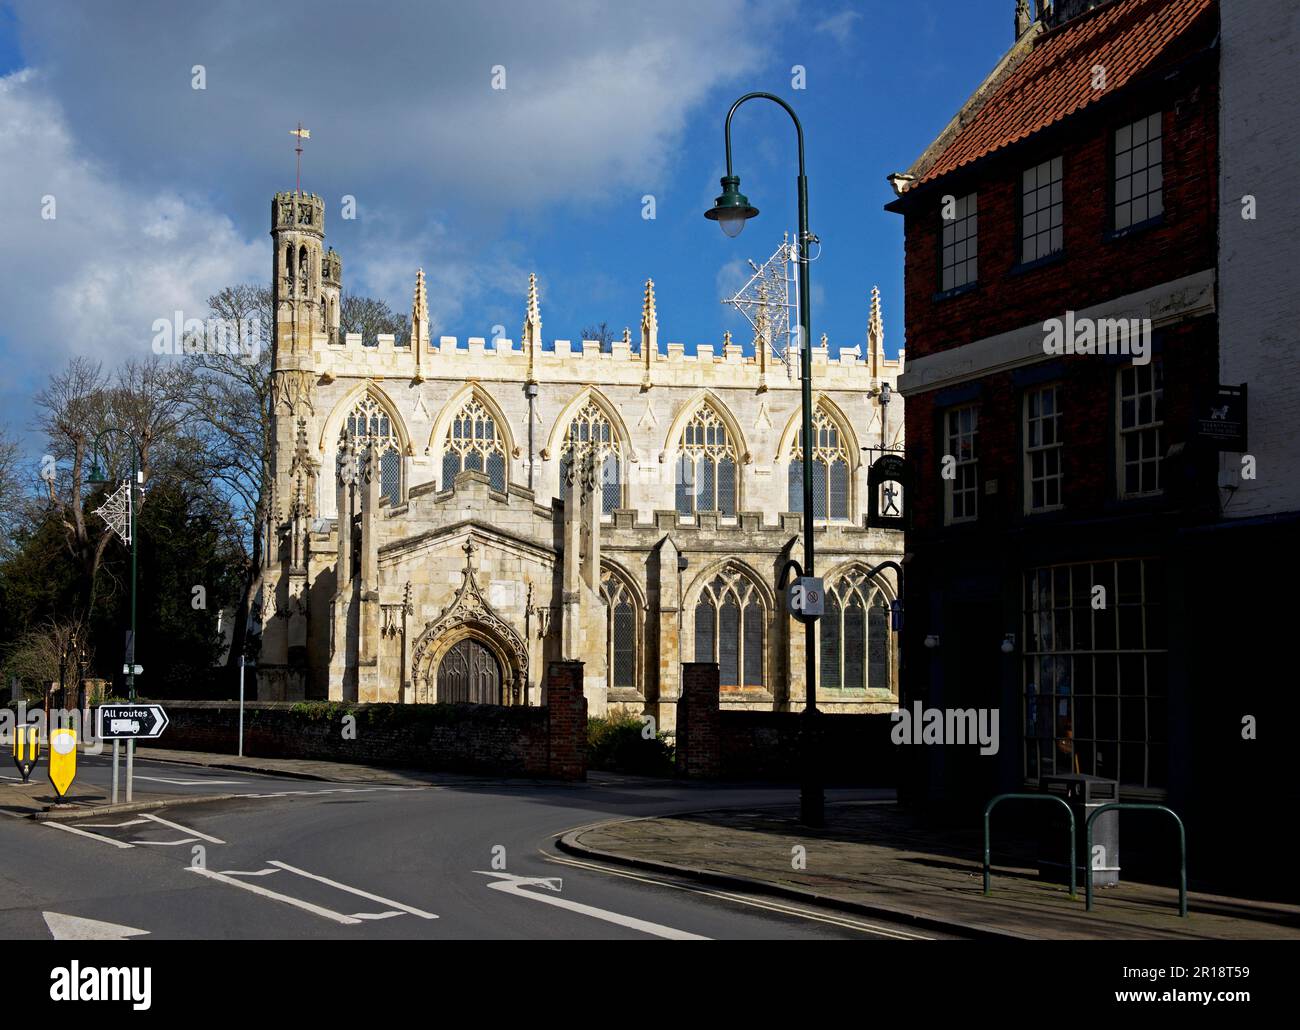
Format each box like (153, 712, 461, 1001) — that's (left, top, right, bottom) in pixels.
(133, 695, 586, 781)
(544, 661, 587, 781)
(906, 316, 1219, 537)
(675, 663, 896, 784)
(675, 662, 720, 778)
(899, 29, 1219, 359)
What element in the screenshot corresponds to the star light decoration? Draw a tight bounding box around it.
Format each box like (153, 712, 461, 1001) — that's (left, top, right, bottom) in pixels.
(93, 479, 133, 546)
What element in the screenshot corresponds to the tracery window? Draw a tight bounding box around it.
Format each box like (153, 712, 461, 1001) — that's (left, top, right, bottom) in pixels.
(601, 572, 637, 691)
(560, 401, 621, 514)
(694, 569, 765, 690)
(443, 397, 506, 492)
(787, 405, 851, 520)
(820, 569, 893, 693)
(338, 394, 402, 506)
(675, 404, 738, 517)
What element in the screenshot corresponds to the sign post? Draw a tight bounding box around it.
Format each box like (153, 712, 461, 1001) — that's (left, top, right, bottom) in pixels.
(48, 728, 77, 799)
(97, 703, 169, 804)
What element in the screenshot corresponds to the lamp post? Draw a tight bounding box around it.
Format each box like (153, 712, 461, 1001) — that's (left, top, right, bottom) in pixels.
(89, 429, 143, 702)
(706, 92, 822, 826)
(89, 429, 144, 803)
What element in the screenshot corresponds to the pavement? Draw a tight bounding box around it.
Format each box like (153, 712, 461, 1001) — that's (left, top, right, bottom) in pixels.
(560, 802, 1300, 941)
(5, 746, 1295, 941)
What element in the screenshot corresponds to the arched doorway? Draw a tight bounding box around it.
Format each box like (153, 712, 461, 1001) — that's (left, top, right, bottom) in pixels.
(436, 638, 502, 704)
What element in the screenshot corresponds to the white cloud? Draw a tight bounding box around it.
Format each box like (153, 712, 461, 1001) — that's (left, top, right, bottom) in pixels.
(814, 10, 862, 45)
(0, 69, 264, 370)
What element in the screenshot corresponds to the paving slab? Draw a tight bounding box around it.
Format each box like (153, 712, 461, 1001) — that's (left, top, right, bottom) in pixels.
(564, 802, 1300, 941)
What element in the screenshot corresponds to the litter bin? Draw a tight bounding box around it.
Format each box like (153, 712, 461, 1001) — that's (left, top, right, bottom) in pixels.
(1038, 774, 1120, 887)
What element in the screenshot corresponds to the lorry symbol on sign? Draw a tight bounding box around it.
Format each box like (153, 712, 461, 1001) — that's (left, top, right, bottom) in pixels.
(109, 719, 141, 735)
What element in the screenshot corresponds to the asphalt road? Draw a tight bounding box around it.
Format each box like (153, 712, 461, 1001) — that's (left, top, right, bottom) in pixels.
(0, 759, 955, 940)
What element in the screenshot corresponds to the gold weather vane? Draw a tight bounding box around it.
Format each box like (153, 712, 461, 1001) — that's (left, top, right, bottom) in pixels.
(290, 123, 311, 194)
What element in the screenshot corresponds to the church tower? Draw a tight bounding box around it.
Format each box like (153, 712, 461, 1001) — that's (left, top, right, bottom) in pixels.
(271, 191, 327, 359)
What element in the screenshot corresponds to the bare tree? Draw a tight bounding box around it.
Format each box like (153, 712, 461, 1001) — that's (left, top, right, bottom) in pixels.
(35, 355, 198, 620)
(1, 614, 92, 705)
(581, 321, 616, 351)
(341, 292, 410, 347)
(0, 427, 22, 558)
(184, 284, 274, 685)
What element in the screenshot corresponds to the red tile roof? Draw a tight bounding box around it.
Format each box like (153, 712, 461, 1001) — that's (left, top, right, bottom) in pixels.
(910, 0, 1214, 188)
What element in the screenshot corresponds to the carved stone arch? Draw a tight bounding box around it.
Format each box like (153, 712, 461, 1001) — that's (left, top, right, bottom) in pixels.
(599, 558, 646, 699)
(819, 560, 898, 697)
(545, 386, 639, 463)
(662, 389, 752, 466)
(774, 392, 862, 468)
(317, 380, 413, 457)
(684, 555, 774, 691)
(410, 539, 528, 704)
(427, 384, 517, 492)
(821, 560, 898, 604)
(684, 555, 776, 611)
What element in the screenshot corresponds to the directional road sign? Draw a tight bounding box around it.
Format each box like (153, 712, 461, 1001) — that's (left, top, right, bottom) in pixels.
(96, 704, 169, 740)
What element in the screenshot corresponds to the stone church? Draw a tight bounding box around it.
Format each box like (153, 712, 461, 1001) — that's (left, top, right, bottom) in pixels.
(257, 190, 905, 731)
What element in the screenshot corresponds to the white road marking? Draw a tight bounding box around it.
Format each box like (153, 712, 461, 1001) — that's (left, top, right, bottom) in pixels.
(129, 837, 200, 846)
(267, 860, 438, 919)
(185, 867, 362, 925)
(131, 775, 247, 786)
(542, 851, 933, 940)
(44, 822, 133, 849)
(77, 818, 151, 829)
(43, 912, 150, 940)
(141, 812, 226, 844)
(475, 870, 709, 940)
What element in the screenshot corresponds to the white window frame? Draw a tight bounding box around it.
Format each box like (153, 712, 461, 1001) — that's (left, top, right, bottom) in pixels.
(1024, 384, 1064, 514)
(1021, 156, 1063, 263)
(1113, 112, 1163, 231)
(940, 192, 978, 292)
(1117, 361, 1164, 499)
(944, 404, 979, 525)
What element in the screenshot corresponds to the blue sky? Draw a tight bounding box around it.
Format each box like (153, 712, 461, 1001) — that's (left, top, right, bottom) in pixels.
(0, 0, 1011, 455)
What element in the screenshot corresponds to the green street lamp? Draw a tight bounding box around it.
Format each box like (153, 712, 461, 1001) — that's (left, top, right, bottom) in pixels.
(88, 429, 143, 702)
(706, 92, 823, 827)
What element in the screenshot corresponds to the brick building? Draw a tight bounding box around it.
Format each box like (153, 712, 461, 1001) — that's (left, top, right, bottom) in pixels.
(885, 0, 1256, 850)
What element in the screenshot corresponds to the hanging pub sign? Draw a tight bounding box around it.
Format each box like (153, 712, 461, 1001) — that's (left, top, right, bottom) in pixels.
(867, 453, 910, 528)
(1196, 384, 1247, 451)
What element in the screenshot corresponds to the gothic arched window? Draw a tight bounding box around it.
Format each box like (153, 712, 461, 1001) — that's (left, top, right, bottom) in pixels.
(788, 405, 851, 520)
(560, 401, 621, 514)
(443, 397, 507, 492)
(601, 571, 638, 691)
(339, 394, 402, 506)
(694, 569, 765, 690)
(820, 569, 894, 693)
(676, 404, 738, 517)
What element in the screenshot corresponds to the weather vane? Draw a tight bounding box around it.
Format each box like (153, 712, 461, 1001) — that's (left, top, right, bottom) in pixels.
(290, 122, 311, 194)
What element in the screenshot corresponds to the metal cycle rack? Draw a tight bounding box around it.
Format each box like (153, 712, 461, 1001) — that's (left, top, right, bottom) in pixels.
(1086, 803, 1187, 917)
(983, 793, 1077, 900)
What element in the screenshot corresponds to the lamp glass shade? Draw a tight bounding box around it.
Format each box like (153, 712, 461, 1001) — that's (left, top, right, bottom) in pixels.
(718, 210, 747, 238)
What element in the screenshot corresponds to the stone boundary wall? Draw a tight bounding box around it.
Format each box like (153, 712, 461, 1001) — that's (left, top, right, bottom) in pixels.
(131, 661, 587, 781)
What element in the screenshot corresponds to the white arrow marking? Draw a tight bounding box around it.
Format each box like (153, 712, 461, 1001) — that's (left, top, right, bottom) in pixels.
(267, 860, 438, 919)
(131, 775, 246, 786)
(45, 822, 133, 849)
(473, 871, 709, 940)
(43, 912, 149, 940)
(186, 866, 362, 925)
(141, 812, 226, 844)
